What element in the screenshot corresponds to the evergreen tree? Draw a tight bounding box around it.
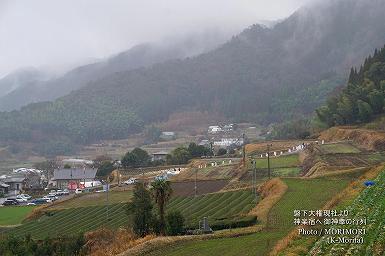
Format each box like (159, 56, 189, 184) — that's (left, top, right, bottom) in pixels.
(357, 100, 373, 122)
(126, 182, 154, 237)
(150, 179, 173, 235)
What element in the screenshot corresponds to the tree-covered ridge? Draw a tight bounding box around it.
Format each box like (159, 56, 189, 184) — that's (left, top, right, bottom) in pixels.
(317, 46, 385, 126)
(0, 98, 141, 155)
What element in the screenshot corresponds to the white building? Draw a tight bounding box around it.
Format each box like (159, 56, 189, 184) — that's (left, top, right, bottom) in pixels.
(213, 138, 244, 147)
(208, 126, 222, 134)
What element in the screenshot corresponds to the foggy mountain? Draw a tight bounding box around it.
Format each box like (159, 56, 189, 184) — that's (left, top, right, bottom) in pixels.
(0, 31, 230, 111)
(0, 68, 49, 99)
(1, 0, 385, 153)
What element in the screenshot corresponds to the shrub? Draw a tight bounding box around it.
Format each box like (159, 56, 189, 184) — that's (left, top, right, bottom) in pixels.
(0, 234, 87, 256)
(217, 148, 227, 156)
(166, 211, 185, 236)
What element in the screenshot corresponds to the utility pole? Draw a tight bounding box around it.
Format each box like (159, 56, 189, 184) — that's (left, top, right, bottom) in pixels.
(251, 159, 257, 200)
(194, 169, 198, 197)
(267, 144, 271, 180)
(253, 159, 257, 200)
(106, 175, 110, 223)
(242, 133, 246, 167)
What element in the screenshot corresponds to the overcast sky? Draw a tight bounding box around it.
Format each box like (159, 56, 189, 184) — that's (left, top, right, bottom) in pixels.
(0, 0, 314, 77)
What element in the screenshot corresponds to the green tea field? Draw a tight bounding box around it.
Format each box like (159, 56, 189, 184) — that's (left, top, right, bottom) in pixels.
(148, 178, 349, 256)
(7, 190, 255, 239)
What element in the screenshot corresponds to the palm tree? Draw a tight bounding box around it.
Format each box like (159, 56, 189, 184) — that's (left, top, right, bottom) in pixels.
(151, 179, 173, 235)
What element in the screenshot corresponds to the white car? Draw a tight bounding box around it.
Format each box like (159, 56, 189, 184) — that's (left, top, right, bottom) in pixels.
(124, 178, 137, 185)
(46, 194, 59, 201)
(41, 197, 53, 203)
(75, 188, 83, 194)
(19, 194, 32, 200)
(48, 192, 59, 198)
(43, 196, 55, 202)
(15, 195, 28, 202)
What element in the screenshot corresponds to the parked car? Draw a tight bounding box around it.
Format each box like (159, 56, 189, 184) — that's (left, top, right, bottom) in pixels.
(62, 189, 70, 195)
(19, 194, 32, 200)
(27, 198, 50, 205)
(2, 199, 19, 206)
(48, 192, 60, 197)
(124, 178, 137, 185)
(15, 195, 29, 202)
(75, 189, 83, 194)
(44, 195, 58, 201)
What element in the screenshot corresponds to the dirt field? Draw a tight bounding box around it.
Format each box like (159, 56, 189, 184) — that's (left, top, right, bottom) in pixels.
(171, 180, 229, 197)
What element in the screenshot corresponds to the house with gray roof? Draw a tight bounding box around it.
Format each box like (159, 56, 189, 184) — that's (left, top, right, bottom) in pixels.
(152, 151, 169, 161)
(1, 176, 25, 195)
(51, 168, 97, 190)
(0, 181, 9, 195)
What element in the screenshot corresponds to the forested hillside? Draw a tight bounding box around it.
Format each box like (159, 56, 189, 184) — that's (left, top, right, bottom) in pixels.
(1, 0, 385, 154)
(0, 32, 228, 111)
(317, 46, 385, 126)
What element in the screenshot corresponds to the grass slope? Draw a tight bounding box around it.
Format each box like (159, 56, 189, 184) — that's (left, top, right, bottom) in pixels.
(0, 206, 36, 226)
(149, 178, 349, 256)
(310, 170, 385, 255)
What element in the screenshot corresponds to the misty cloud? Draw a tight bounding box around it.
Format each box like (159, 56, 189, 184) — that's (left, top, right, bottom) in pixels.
(0, 0, 314, 77)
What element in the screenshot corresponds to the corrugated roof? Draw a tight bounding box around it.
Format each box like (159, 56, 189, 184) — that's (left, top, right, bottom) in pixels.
(53, 169, 97, 180)
(3, 177, 25, 183)
(0, 182, 9, 188)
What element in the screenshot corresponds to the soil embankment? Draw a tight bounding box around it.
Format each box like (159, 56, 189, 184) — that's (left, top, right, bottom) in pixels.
(319, 127, 385, 151)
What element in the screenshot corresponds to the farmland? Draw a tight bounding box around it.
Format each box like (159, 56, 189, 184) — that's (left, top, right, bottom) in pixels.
(148, 178, 349, 256)
(319, 143, 361, 154)
(0, 206, 36, 226)
(252, 154, 300, 169)
(171, 180, 229, 197)
(174, 164, 238, 181)
(9, 204, 128, 239)
(48, 191, 133, 210)
(168, 190, 255, 229)
(240, 154, 302, 183)
(7, 189, 255, 239)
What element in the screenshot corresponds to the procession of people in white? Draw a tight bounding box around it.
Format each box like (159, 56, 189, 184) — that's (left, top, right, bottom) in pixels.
(259, 140, 325, 158)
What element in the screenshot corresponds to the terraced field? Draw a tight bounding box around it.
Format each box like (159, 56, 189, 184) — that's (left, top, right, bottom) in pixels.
(241, 154, 301, 182)
(174, 165, 237, 181)
(9, 204, 128, 239)
(168, 190, 255, 229)
(7, 190, 255, 239)
(320, 143, 361, 154)
(48, 191, 133, 210)
(320, 152, 385, 168)
(253, 154, 300, 169)
(149, 178, 349, 256)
